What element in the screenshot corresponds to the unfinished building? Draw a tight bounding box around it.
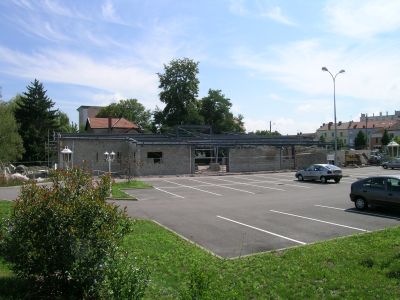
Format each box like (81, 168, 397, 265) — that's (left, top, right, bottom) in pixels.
(58, 128, 329, 176)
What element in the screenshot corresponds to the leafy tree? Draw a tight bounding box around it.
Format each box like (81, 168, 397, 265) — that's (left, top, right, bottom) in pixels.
(381, 129, 390, 146)
(97, 99, 152, 132)
(0, 101, 24, 162)
(354, 130, 367, 149)
(319, 135, 326, 142)
(14, 79, 58, 162)
(56, 111, 78, 133)
(157, 58, 201, 128)
(199, 89, 244, 133)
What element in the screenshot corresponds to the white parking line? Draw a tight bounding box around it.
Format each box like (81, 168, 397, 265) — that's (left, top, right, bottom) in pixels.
(187, 178, 255, 194)
(217, 215, 306, 245)
(269, 210, 369, 232)
(154, 187, 185, 198)
(245, 175, 311, 188)
(163, 179, 222, 196)
(315, 205, 400, 221)
(314, 205, 345, 210)
(214, 177, 285, 191)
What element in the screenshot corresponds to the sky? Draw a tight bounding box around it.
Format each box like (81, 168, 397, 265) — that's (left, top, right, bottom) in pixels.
(1, 0, 400, 135)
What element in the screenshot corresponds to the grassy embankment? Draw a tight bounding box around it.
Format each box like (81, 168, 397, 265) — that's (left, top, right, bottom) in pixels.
(1, 200, 400, 298)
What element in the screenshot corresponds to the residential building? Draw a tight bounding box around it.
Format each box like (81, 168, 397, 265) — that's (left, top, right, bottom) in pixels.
(86, 117, 140, 134)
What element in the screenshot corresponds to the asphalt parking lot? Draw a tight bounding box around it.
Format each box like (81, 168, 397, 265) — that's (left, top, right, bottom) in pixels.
(119, 166, 400, 258)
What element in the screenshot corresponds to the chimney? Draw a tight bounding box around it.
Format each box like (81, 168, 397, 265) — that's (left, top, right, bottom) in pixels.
(108, 117, 112, 133)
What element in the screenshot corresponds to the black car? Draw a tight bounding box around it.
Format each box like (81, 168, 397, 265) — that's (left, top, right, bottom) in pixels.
(350, 175, 400, 210)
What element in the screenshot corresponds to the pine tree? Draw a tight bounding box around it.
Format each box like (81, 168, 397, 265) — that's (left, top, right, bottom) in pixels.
(15, 79, 58, 163)
(381, 129, 390, 146)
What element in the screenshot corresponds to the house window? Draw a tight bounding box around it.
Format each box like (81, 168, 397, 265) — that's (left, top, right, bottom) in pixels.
(376, 138, 379, 143)
(340, 132, 343, 137)
(147, 152, 163, 164)
(116, 152, 122, 162)
(331, 132, 334, 137)
(96, 152, 99, 162)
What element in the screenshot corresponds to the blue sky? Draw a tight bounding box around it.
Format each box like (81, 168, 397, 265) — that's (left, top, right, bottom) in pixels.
(1, 0, 400, 134)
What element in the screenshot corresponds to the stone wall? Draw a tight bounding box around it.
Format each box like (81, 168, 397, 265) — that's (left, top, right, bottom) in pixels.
(133, 144, 193, 176)
(228, 146, 289, 172)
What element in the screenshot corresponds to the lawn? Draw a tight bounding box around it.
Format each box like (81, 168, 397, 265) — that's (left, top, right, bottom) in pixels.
(111, 180, 152, 199)
(1, 199, 400, 298)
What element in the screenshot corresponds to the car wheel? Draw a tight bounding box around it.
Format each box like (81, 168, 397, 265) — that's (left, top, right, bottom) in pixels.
(297, 174, 304, 181)
(355, 197, 367, 210)
(334, 178, 340, 183)
(320, 176, 327, 183)
(383, 165, 388, 169)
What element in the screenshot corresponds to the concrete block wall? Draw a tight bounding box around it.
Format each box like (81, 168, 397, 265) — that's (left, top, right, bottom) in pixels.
(134, 144, 193, 176)
(295, 149, 327, 169)
(59, 139, 127, 174)
(228, 146, 290, 172)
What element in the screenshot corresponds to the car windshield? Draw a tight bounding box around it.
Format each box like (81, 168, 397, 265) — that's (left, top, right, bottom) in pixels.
(325, 164, 340, 170)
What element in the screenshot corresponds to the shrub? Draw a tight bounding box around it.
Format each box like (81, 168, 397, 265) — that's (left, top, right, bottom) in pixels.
(0, 168, 132, 298)
(99, 250, 150, 300)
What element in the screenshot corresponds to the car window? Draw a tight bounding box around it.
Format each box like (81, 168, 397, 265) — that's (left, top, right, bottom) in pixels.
(387, 178, 400, 192)
(363, 177, 385, 190)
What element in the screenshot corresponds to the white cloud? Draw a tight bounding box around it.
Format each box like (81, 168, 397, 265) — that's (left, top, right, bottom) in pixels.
(260, 6, 295, 26)
(0, 47, 159, 107)
(229, 0, 249, 16)
(101, 0, 128, 25)
(324, 0, 400, 39)
(231, 39, 400, 105)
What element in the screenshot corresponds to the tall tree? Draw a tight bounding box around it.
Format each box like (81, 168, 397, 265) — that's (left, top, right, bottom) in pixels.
(199, 89, 244, 133)
(14, 79, 58, 162)
(354, 130, 367, 150)
(56, 111, 78, 133)
(381, 129, 390, 146)
(157, 58, 201, 128)
(96, 98, 152, 131)
(0, 101, 24, 162)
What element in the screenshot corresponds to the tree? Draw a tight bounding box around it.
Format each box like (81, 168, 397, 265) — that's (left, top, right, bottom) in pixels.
(381, 129, 390, 146)
(199, 89, 245, 133)
(0, 101, 24, 162)
(354, 130, 367, 149)
(56, 111, 78, 133)
(14, 79, 58, 163)
(157, 58, 201, 128)
(97, 99, 152, 132)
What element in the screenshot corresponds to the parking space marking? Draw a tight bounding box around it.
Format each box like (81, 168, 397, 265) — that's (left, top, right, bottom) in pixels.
(315, 205, 400, 221)
(314, 204, 345, 210)
(213, 177, 285, 191)
(163, 180, 222, 196)
(186, 178, 255, 194)
(154, 187, 185, 198)
(269, 210, 369, 232)
(217, 215, 306, 245)
(245, 175, 311, 188)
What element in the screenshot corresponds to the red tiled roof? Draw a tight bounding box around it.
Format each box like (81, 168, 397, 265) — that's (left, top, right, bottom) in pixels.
(87, 117, 139, 129)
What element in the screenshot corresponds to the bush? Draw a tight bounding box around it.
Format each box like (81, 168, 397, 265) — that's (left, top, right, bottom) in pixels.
(0, 168, 133, 298)
(99, 251, 149, 300)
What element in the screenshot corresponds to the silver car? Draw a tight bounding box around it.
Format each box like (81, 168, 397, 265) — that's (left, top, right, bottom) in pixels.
(295, 164, 342, 183)
(382, 158, 400, 169)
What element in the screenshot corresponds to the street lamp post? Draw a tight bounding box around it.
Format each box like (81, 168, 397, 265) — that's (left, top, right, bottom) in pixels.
(61, 146, 73, 170)
(322, 67, 345, 165)
(104, 151, 115, 197)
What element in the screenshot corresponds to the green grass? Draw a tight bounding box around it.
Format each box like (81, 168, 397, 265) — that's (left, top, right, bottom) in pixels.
(2, 200, 400, 298)
(111, 180, 152, 199)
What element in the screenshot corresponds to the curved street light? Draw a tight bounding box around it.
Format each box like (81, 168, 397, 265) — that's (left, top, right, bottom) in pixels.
(322, 67, 345, 165)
